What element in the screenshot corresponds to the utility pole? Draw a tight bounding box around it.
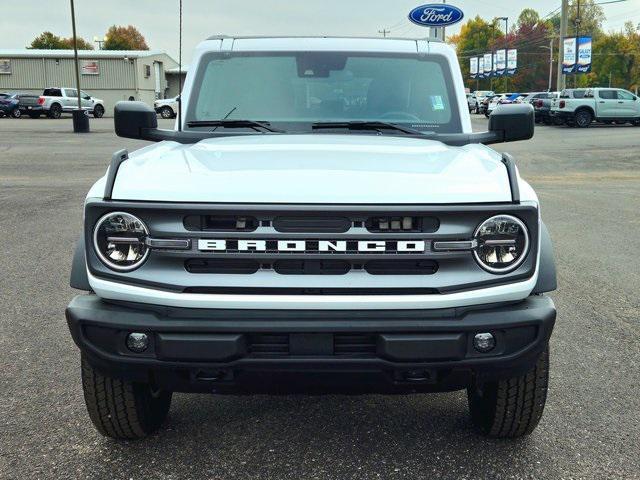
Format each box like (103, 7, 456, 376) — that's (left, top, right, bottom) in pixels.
(378, 29, 390, 38)
(556, 0, 569, 92)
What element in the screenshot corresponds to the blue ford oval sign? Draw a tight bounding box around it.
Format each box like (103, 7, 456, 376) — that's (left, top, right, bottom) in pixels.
(408, 4, 464, 27)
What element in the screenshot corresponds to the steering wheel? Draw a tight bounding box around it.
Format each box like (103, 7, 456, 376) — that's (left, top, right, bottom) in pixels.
(379, 111, 422, 122)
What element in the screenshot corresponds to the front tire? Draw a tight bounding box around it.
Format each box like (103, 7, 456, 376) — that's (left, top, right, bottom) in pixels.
(11, 108, 21, 118)
(81, 357, 172, 439)
(467, 347, 549, 438)
(160, 106, 175, 119)
(93, 104, 105, 118)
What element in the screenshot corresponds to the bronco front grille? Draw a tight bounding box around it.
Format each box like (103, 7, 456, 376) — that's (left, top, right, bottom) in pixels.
(85, 201, 539, 294)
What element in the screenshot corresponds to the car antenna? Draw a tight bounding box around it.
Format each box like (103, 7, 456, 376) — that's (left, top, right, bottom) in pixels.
(177, 0, 183, 132)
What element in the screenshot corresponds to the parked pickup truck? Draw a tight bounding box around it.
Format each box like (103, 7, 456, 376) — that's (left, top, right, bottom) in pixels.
(550, 87, 640, 127)
(0, 92, 43, 118)
(40, 87, 105, 119)
(66, 36, 556, 440)
(154, 97, 179, 118)
(523, 91, 559, 125)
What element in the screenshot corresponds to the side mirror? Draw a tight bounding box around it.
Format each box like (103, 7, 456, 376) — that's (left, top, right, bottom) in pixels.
(114, 101, 158, 139)
(488, 103, 534, 143)
(83, 95, 91, 100)
(114, 100, 205, 144)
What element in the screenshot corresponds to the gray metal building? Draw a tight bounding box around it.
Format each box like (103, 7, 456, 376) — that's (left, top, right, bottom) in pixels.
(165, 65, 188, 99)
(0, 49, 178, 114)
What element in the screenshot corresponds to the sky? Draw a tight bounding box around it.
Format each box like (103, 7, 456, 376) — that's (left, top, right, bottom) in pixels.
(2, 0, 639, 64)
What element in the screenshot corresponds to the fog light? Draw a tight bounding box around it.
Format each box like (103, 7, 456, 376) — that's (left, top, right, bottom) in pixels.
(473, 333, 495, 353)
(126, 332, 149, 353)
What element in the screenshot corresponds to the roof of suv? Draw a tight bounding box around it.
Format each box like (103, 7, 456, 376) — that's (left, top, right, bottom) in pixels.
(196, 35, 449, 55)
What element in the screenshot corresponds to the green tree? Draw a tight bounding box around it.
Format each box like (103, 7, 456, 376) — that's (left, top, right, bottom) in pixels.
(28, 31, 93, 50)
(103, 25, 149, 50)
(549, 0, 605, 40)
(29, 31, 68, 49)
(582, 24, 640, 89)
(61, 37, 94, 50)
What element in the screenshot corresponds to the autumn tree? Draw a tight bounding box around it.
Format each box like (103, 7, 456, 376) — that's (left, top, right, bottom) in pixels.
(497, 9, 554, 92)
(29, 31, 93, 50)
(451, 16, 504, 91)
(103, 25, 149, 50)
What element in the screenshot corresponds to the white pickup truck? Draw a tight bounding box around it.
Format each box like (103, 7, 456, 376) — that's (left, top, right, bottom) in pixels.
(550, 87, 640, 127)
(66, 36, 556, 440)
(39, 87, 105, 119)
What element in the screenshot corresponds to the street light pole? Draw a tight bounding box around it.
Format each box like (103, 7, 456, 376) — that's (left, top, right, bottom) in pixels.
(497, 17, 508, 92)
(541, 39, 554, 92)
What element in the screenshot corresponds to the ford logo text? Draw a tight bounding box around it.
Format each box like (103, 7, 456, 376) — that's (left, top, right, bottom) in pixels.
(408, 4, 464, 27)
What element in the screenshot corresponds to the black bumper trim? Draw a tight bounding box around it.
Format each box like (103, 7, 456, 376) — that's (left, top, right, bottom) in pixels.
(66, 294, 556, 393)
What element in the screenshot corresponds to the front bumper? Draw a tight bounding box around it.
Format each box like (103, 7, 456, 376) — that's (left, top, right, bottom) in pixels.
(66, 294, 556, 394)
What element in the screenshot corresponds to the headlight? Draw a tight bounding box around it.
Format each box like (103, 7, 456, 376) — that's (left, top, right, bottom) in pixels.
(473, 215, 529, 274)
(93, 212, 149, 271)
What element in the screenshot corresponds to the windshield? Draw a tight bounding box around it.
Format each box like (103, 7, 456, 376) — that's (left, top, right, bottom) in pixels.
(186, 52, 461, 133)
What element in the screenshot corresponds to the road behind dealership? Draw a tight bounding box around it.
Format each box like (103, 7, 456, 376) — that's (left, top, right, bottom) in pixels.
(1, 117, 638, 480)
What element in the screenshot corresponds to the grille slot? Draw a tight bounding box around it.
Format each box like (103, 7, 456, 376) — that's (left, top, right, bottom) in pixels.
(248, 334, 289, 356)
(185, 259, 260, 274)
(184, 215, 258, 232)
(334, 334, 377, 356)
(365, 260, 438, 275)
(366, 216, 439, 233)
(273, 260, 350, 275)
(273, 216, 351, 233)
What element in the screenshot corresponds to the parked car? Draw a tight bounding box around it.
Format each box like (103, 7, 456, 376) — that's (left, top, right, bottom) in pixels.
(39, 88, 105, 119)
(154, 97, 179, 119)
(550, 88, 640, 127)
(468, 90, 494, 114)
(478, 94, 496, 115)
(0, 92, 43, 118)
(485, 93, 519, 117)
(522, 92, 560, 124)
(67, 35, 556, 440)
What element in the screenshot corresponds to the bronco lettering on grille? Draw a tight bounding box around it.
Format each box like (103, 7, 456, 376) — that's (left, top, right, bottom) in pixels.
(197, 239, 426, 254)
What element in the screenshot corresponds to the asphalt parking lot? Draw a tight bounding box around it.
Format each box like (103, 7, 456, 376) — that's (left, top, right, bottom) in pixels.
(1, 116, 639, 480)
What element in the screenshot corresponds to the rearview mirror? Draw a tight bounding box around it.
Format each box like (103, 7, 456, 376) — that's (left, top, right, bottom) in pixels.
(488, 103, 534, 143)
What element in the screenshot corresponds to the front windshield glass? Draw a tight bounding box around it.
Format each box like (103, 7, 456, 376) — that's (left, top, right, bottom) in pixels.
(187, 52, 461, 133)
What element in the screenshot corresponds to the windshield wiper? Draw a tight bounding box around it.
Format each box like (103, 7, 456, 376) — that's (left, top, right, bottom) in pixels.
(312, 121, 425, 136)
(187, 119, 284, 133)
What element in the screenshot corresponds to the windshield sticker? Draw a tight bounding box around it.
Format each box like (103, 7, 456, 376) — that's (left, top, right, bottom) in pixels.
(430, 95, 445, 111)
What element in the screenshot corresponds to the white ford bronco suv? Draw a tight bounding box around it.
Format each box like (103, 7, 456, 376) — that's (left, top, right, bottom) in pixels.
(66, 36, 556, 440)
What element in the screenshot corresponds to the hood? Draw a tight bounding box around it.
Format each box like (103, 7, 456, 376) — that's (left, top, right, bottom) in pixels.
(108, 135, 512, 204)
